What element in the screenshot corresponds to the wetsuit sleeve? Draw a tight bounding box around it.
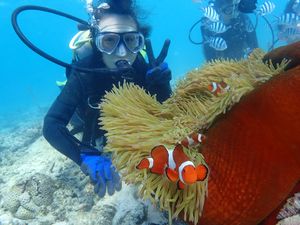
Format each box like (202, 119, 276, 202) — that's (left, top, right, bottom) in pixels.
(43, 73, 94, 165)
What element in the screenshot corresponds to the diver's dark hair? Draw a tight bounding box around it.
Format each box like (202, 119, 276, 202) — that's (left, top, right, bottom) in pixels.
(238, 0, 257, 13)
(92, 0, 151, 37)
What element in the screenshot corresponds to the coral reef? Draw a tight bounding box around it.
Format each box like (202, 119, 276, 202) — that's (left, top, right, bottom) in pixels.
(2, 173, 56, 220)
(0, 117, 42, 168)
(1, 42, 299, 225)
(0, 130, 186, 225)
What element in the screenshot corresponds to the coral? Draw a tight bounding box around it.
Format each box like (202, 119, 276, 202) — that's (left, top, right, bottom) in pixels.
(15, 206, 36, 220)
(2, 173, 57, 220)
(113, 201, 147, 225)
(26, 173, 56, 206)
(2, 183, 23, 213)
(0, 120, 42, 154)
(94, 204, 117, 225)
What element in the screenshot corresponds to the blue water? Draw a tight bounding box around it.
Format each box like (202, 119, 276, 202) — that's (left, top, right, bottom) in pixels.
(0, 0, 287, 121)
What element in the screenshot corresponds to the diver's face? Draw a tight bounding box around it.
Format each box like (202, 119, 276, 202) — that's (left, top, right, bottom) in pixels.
(219, 3, 240, 23)
(96, 14, 138, 69)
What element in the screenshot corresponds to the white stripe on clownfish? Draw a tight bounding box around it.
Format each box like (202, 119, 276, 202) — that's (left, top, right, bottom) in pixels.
(197, 133, 205, 143)
(167, 148, 176, 170)
(178, 161, 195, 184)
(210, 82, 218, 92)
(147, 157, 154, 169)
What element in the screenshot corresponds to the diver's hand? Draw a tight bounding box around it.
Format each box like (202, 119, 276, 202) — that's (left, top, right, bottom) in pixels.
(80, 154, 122, 198)
(145, 39, 172, 85)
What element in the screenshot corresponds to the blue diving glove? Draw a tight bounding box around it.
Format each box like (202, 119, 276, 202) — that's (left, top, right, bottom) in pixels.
(80, 154, 122, 198)
(145, 39, 172, 86)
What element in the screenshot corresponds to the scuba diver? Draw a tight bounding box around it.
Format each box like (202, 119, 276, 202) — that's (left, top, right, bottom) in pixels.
(190, 0, 259, 61)
(42, 0, 172, 198)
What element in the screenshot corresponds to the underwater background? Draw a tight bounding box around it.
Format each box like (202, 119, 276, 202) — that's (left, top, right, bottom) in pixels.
(0, 0, 287, 123)
(1, 1, 299, 225)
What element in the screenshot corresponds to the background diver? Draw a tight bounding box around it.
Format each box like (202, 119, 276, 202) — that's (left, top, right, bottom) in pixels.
(43, 0, 172, 198)
(190, 0, 259, 61)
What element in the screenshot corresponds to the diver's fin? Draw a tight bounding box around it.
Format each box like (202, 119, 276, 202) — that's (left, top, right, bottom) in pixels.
(166, 168, 179, 182)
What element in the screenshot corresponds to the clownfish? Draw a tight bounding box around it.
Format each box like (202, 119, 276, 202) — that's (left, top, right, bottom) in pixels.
(208, 81, 230, 96)
(180, 132, 206, 148)
(136, 144, 208, 189)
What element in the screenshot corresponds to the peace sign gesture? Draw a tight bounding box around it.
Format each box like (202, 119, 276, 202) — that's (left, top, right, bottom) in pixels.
(145, 39, 172, 86)
(145, 39, 171, 68)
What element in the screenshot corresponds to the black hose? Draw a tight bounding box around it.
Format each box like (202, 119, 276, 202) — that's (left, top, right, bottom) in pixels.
(268, 38, 279, 52)
(188, 18, 205, 45)
(11, 5, 118, 74)
(261, 16, 275, 51)
(254, 14, 258, 30)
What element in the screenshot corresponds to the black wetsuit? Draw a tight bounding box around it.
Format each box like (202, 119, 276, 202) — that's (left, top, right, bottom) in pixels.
(43, 51, 172, 165)
(201, 14, 258, 61)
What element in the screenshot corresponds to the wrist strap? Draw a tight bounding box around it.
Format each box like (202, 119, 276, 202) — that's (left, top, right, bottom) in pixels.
(80, 149, 102, 156)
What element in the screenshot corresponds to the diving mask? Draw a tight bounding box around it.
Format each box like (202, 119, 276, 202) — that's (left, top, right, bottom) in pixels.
(95, 31, 145, 54)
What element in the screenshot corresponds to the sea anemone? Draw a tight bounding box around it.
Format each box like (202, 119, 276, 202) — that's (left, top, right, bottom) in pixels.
(99, 48, 288, 225)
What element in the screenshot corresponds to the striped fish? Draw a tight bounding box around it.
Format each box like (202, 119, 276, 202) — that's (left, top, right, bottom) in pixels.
(278, 27, 300, 41)
(206, 37, 227, 51)
(277, 13, 300, 26)
(207, 22, 230, 33)
(256, 1, 275, 16)
(202, 6, 220, 22)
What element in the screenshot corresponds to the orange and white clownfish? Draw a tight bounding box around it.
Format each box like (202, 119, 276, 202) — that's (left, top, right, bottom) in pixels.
(208, 81, 230, 96)
(136, 144, 208, 189)
(180, 132, 206, 148)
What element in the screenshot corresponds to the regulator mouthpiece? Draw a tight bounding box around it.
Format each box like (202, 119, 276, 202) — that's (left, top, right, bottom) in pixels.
(115, 60, 131, 69)
(115, 60, 134, 80)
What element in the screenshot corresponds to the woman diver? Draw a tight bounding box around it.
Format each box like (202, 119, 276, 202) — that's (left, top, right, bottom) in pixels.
(43, 0, 172, 198)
